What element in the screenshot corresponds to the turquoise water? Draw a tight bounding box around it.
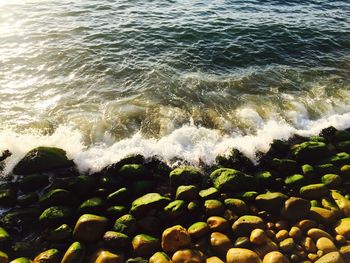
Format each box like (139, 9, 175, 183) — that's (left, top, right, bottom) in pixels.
(0, 0, 350, 173)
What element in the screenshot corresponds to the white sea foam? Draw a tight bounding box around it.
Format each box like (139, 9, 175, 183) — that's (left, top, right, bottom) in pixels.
(1, 108, 350, 176)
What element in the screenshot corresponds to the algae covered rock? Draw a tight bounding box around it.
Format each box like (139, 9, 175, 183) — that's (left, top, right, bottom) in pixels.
(232, 215, 265, 236)
(132, 234, 160, 258)
(13, 147, 74, 175)
(210, 232, 233, 257)
(39, 206, 73, 225)
(300, 184, 328, 199)
(0, 227, 10, 246)
(73, 214, 108, 243)
(47, 224, 72, 242)
(188, 222, 209, 239)
(322, 174, 342, 188)
(169, 166, 202, 186)
(0, 189, 16, 207)
(33, 248, 60, 263)
(292, 141, 330, 163)
(10, 257, 31, 263)
(210, 168, 254, 192)
(164, 200, 186, 219)
(107, 187, 130, 204)
(150, 252, 170, 263)
(0, 251, 8, 263)
(172, 249, 205, 263)
(39, 189, 75, 207)
(130, 193, 169, 217)
(61, 242, 85, 263)
(91, 249, 124, 263)
(78, 197, 104, 214)
(175, 185, 198, 200)
(270, 158, 299, 174)
(224, 198, 248, 215)
(113, 214, 137, 236)
(226, 248, 262, 263)
(118, 164, 148, 179)
(255, 192, 287, 213)
(199, 187, 219, 200)
(309, 207, 337, 225)
(161, 225, 191, 253)
(103, 231, 129, 249)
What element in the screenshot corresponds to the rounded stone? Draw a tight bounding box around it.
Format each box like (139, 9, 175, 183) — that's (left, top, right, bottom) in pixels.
(210, 232, 233, 257)
(250, 229, 268, 245)
(188, 222, 209, 239)
(171, 249, 205, 263)
(281, 197, 310, 221)
(279, 238, 295, 253)
(207, 216, 229, 232)
(161, 225, 191, 253)
(232, 215, 265, 236)
(73, 214, 108, 243)
(275, 230, 289, 242)
(289, 227, 302, 240)
(314, 252, 345, 263)
(226, 248, 262, 263)
(316, 237, 337, 254)
(307, 228, 334, 241)
(132, 234, 160, 258)
(263, 251, 290, 263)
(149, 252, 170, 263)
(334, 218, 350, 239)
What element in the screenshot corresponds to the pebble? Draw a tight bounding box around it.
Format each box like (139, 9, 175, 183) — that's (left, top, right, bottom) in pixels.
(226, 248, 262, 263)
(276, 230, 289, 242)
(262, 251, 290, 263)
(250, 229, 268, 245)
(316, 237, 337, 254)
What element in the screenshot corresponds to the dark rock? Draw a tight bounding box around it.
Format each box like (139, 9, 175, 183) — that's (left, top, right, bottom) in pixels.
(47, 224, 72, 242)
(292, 141, 330, 164)
(107, 187, 130, 204)
(73, 214, 108, 243)
(18, 173, 49, 193)
(39, 206, 73, 226)
(103, 231, 130, 249)
(39, 188, 75, 207)
(169, 166, 202, 186)
(130, 193, 169, 218)
(33, 249, 60, 263)
(113, 214, 137, 236)
(176, 185, 199, 201)
(255, 192, 288, 213)
(105, 206, 127, 219)
(215, 148, 255, 172)
(0, 188, 16, 207)
(13, 147, 74, 175)
(17, 193, 38, 207)
(281, 197, 310, 221)
(78, 197, 104, 215)
(61, 242, 85, 263)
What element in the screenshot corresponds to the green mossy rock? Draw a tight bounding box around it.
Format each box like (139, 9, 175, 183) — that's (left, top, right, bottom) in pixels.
(69, 175, 97, 197)
(302, 164, 315, 178)
(334, 130, 350, 141)
(78, 197, 104, 214)
(17, 193, 38, 207)
(270, 158, 299, 174)
(255, 171, 274, 185)
(324, 152, 350, 166)
(315, 164, 339, 176)
(233, 191, 259, 202)
(132, 234, 160, 258)
(176, 185, 199, 201)
(0, 189, 16, 207)
(107, 188, 129, 204)
(99, 175, 122, 191)
(310, 135, 326, 142)
(284, 174, 305, 187)
(169, 166, 202, 186)
(103, 231, 130, 249)
(231, 215, 265, 236)
(113, 214, 137, 236)
(61, 242, 85, 263)
(39, 189, 75, 207)
(292, 141, 330, 163)
(131, 180, 156, 196)
(0, 228, 9, 246)
(13, 147, 74, 175)
(10, 257, 31, 263)
(47, 224, 72, 242)
(340, 165, 350, 179)
(73, 214, 108, 243)
(321, 174, 342, 188)
(309, 206, 337, 225)
(33, 248, 60, 263)
(255, 192, 288, 212)
(199, 187, 219, 200)
(0, 251, 8, 263)
(336, 141, 350, 153)
(311, 199, 321, 207)
(106, 206, 127, 218)
(300, 184, 328, 199)
(210, 168, 253, 192)
(2, 207, 40, 228)
(150, 252, 170, 263)
(130, 193, 169, 218)
(39, 206, 73, 225)
(19, 173, 49, 193)
(118, 164, 148, 179)
(164, 200, 186, 219)
(188, 222, 209, 239)
(204, 199, 224, 216)
(187, 201, 200, 213)
(224, 198, 248, 215)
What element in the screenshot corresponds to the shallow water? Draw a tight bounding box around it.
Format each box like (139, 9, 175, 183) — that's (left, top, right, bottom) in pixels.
(0, 0, 350, 173)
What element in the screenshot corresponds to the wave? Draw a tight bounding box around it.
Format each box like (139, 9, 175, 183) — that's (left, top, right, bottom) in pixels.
(2, 108, 350, 176)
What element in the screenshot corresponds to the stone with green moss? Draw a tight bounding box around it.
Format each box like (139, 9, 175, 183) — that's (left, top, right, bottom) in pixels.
(204, 199, 224, 216)
(255, 171, 274, 184)
(33, 248, 60, 263)
(187, 201, 200, 213)
(176, 185, 198, 200)
(292, 141, 330, 163)
(324, 152, 350, 166)
(336, 141, 350, 153)
(302, 164, 315, 178)
(0, 227, 9, 246)
(0, 251, 8, 263)
(118, 164, 148, 179)
(113, 214, 137, 236)
(17, 193, 38, 207)
(315, 163, 339, 175)
(103, 231, 130, 249)
(300, 184, 328, 199)
(130, 193, 169, 217)
(0, 189, 16, 207)
(78, 197, 104, 214)
(13, 147, 74, 175)
(199, 187, 219, 200)
(132, 234, 160, 258)
(19, 173, 49, 193)
(2, 208, 40, 228)
(164, 200, 186, 219)
(284, 174, 305, 187)
(73, 214, 108, 243)
(210, 168, 254, 192)
(106, 206, 127, 218)
(131, 180, 156, 195)
(39, 206, 73, 225)
(10, 257, 31, 263)
(39, 188, 75, 207)
(233, 191, 258, 202)
(107, 188, 129, 204)
(340, 165, 350, 179)
(231, 215, 265, 236)
(188, 222, 209, 239)
(47, 224, 72, 242)
(255, 192, 288, 212)
(310, 199, 321, 207)
(61, 242, 85, 263)
(321, 174, 342, 188)
(270, 158, 299, 174)
(150, 252, 170, 262)
(169, 166, 202, 186)
(224, 198, 248, 215)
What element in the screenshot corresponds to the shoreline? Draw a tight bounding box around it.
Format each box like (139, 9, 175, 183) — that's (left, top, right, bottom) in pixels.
(0, 126, 349, 262)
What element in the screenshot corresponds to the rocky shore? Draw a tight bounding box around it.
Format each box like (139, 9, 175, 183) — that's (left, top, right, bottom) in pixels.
(0, 126, 350, 262)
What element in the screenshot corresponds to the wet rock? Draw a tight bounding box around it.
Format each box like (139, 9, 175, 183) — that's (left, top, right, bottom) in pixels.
(279, 238, 295, 253)
(73, 214, 108, 243)
(39, 206, 73, 226)
(188, 222, 209, 239)
(33, 248, 60, 263)
(204, 199, 224, 216)
(275, 230, 288, 242)
(284, 174, 305, 188)
(330, 191, 350, 217)
(315, 164, 339, 176)
(302, 237, 317, 253)
(17, 192, 38, 207)
(18, 173, 49, 193)
(210, 168, 254, 192)
(103, 231, 129, 249)
(207, 216, 229, 232)
(233, 191, 259, 202)
(78, 197, 104, 215)
(13, 147, 74, 175)
(232, 215, 265, 236)
(113, 214, 137, 236)
(172, 249, 205, 263)
(164, 200, 186, 219)
(161, 225, 191, 253)
(250, 229, 267, 245)
(61, 242, 85, 263)
(226, 248, 262, 263)
(199, 187, 219, 200)
(176, 185, 199, 201)
(234, 236, 251, 249)
(296, 219, 318, 232)
(107, 187, 130, 204)
(0, 227, 10, 247)
(339, 245, 350, 262)
(210, 232, 233, 256)
(47, 224, 72, 242)
(292, 141, 330, 163)
(270, 158, 299, 175)
(262, 251, 290, 263)
(39, 189, 75, 207)
(334, 218, 350, 239)
(324, 152, 350, 166)
(118, 164, 148, 179)
(132, 234, 160, 258)
(106, 206, 127, 219)
(316, 237, 337, 254)
(149, 252, 170, 263)
(130, 193, 169, 218)
(169, 166, 202, 186)
(300, 184, 328, 199)
(255, 192, 287, 213)
(0, 189, 16, 207)
(10, 257, 31, 263)
(307, 228, 334, 241)
(224, 198, 248, 215)
(206, 256, 224, 263)
(2, 207, 40, 229)
(289, 227, 302, 240)
(91, 249, 124, 263)
(281, 197, 310, 221)
(321, 174, 342, 188)
(314, 252, 345, 263)
(308, 207, 337, 225)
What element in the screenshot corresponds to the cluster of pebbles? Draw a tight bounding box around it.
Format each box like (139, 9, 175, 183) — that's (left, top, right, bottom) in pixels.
(0, 126, 349, 262)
